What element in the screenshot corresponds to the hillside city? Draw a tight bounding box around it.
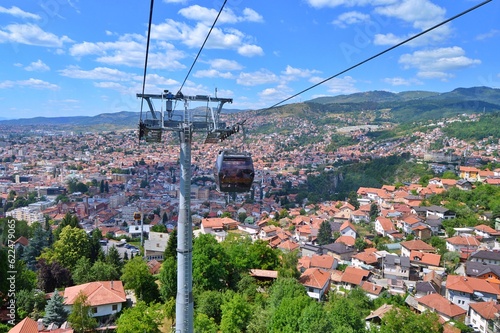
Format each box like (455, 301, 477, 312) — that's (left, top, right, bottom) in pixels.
(1, 107, 500, 333)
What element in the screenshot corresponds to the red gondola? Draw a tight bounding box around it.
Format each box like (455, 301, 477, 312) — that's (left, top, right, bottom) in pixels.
(215, 150, 255, 193)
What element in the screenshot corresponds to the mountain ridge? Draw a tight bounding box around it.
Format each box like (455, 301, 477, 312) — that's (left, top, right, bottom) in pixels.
(1, 86, 499, 128)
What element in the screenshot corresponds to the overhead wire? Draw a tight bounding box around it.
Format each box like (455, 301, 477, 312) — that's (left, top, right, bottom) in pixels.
(139, 0, 155, 123)
(262, 0, 492, 112)
(177, 0, 229, 95)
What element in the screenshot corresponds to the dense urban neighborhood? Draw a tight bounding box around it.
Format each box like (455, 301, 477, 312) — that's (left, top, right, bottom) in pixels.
(1, 107, 500, 333)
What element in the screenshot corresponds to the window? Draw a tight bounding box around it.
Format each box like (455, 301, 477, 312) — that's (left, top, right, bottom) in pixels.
(112, 304, 118, 311)
(92, 307, 98, 314)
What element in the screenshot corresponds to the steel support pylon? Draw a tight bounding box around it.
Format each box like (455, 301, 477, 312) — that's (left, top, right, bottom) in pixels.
(175, 125, 193, 333)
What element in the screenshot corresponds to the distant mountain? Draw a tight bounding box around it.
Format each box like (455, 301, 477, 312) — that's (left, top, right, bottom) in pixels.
(306, 86, 500, 123)
(1, 87, 499, 128)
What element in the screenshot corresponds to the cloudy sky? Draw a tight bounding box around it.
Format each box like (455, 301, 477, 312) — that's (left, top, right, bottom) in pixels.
(0, 0, 499, 119)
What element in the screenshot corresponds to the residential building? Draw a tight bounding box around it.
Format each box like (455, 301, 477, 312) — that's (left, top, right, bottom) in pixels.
(299, 268, 330, 301)
(445, 275, 500, 311)
(469, 301, 500, 333)
(63, 281, 127, 319)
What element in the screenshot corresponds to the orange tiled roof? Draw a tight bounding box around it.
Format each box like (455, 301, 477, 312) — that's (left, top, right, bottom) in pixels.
(469, 301, 500, 320)
(446, 235, 481, 246)
(446, 275, 500, 295)
(341, 266, 370, 286)
(8, 317, 38, 333)
(63, 281, 127, 307)
(409, 250, 441, 266)
(400, 239, 436, 252)
(299, 268, 330, 289)
(335, 235, 356, 246)
(310, 254, 335, 270)
(417, 293, 466, 318)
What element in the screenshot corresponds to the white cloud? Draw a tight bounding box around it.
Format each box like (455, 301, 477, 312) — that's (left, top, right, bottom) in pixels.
(0, 78, 59, 90)
(237, 69, 279, 86)
(209, 59, 243, 71)
(150, 14, 263, 56)
(332, 11, 370, 28)
(281, 65, 321, 79)
(383, 77, 422, 86)
(24, 60, 50, 72)
(476, 29, 500, 41)
(178, 5, 263, 24)
(193, 69, 234, 79)
(399, 47, 481, 81)
(242, 8, 264, 23)
(310, 75, 358, 95)
(237, 44, 264, 57)
(59, 66, 132, 81)
(0, 24, 73, 47)
(69, 34, 185, 69)
(306, 0, 397, 9)
(373, 0, 450, 46)
(0, 6, 40, 20)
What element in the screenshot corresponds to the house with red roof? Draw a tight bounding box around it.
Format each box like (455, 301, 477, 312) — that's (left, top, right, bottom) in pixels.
(409, 250, 442, 272)
(474, 224, 500, 239)
(8, 317, 74, 333)
(445, 275, 500, 311)
(414, 293, 467, 322)
(338, 266, 371, 290)
(468, 301, 500, 333)
(400, 239, 436, 257)
(374, 217, 396, 237)
(299, 268, 330, 301)
(63, 281, 127, 318)
(340, 221, 357, 238)
(446, 235, 481, 255)
(351, 249, 379, 269)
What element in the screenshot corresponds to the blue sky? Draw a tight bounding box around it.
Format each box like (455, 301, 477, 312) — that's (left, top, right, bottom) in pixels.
(0, 0, 499, 119)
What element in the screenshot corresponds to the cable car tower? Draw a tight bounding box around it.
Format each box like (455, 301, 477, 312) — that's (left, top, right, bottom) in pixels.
(137, 90, 239, 333)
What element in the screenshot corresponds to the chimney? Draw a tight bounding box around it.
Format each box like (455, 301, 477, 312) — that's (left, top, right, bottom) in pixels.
(111, 281, 114, 290)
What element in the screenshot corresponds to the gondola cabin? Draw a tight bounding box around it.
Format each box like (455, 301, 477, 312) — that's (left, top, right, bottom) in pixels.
(215, 150, 255, 193)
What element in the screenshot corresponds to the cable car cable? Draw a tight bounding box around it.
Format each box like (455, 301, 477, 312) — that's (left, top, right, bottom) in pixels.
(177, 0, 229, 95)
(259, 0, 491, 112)
(139, 0, 155, 125)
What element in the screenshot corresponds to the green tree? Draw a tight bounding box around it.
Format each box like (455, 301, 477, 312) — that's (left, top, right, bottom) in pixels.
(16, 289, 46, 320)
(298, 301, 331, 333)
(194, 313, 218, 333)
(196, 290, 224, 325)
(116, 301, 164, 333)
(159, 256, 177, 301)
(164, 228, 177, 260)
(121, 256, 159, 303)
(327, 296, 365, 333)
(46, 226, 90, 271)
(268, 277, 308, 309)
(22, 222, 51, 270)
(43, 290, 68, 327)
(348, 191, 360, 210)
(379, 306, 442, 333)
(106, 246, 124, 274)
(193, 234, 232, 292)
(72, 257, 93, 284)
(220, 293, 252, 333)
(317, 220, 332, 245)
(90, 260, 120, 281)
(89, 228, 104, 263)
(370, 202, 379, 221)
(67, 292, 98, 333)
(278, 249, 300, 279)
(269, 295, 311, 333)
